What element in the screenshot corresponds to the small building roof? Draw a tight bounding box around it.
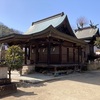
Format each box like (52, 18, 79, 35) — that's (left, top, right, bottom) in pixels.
(75, 27, 99, 39)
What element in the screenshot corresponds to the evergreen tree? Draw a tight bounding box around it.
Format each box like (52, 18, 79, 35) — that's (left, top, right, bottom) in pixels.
(5, 45, 24, 80)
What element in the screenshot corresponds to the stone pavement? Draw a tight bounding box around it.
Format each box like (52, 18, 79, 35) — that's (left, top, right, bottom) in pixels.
(11, 70, 67, 84)
(11, 70, 100, 84)
(11, 70, 80, 84)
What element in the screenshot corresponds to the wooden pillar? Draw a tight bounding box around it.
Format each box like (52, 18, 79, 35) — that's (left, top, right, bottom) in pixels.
(30, 45, 32, 64)
(78, 46, 82, 63)
(35, 44, 39, 64)
(19, 45, 23, 49)
(25, 46, 27, 65)
(81, 48, 83, 63)
(59, 44, 62, 64)
(78, 46, 80, 63)
(67, 48, 69, 63)
(28, 46, 30, 60)
(47, 38, 51, 65)
(73, 43, 76, 63)
(73, 48, 75, 62)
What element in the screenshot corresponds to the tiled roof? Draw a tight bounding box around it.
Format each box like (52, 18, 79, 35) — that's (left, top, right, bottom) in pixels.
(0, 25, 86, 46)
(24, 12, 66, 35)
(75, 27, 99, 39)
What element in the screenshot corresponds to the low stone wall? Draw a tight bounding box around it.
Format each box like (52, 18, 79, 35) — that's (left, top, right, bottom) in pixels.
(87, 61, 100, 70)
(0, 67, 8, 79)
(22, 65, 35, 75)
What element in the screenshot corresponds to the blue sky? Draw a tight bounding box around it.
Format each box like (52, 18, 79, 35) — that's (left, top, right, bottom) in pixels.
(0, 0, 100, 33)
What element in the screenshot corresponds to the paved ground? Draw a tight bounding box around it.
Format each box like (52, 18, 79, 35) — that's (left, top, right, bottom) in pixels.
(11, 70, 60, 83)
(1, 70, 100, 100)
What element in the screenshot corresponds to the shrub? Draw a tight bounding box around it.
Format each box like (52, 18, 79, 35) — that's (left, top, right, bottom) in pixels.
(5, 45, 24, 80)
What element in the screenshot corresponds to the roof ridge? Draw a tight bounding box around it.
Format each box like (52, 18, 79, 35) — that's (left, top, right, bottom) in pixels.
(75, 26, 97, 32)
(32, 12, 64, 25)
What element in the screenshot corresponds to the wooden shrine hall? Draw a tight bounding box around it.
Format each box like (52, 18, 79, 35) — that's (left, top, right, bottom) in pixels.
(0, 12, 87, 75)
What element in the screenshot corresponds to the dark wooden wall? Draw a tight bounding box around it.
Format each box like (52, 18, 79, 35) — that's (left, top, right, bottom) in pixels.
(29, 41, 86, 65)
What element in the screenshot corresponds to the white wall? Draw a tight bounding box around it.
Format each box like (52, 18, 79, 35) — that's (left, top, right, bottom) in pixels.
(0, 67, 7, 79)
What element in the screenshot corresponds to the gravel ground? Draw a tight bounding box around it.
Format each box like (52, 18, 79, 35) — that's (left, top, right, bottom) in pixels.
(1, 71, 100, 100)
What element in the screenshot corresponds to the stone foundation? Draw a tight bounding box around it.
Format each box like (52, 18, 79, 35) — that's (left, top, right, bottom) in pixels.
(22, 65, 35, 75)
(87, 61, 100, 70)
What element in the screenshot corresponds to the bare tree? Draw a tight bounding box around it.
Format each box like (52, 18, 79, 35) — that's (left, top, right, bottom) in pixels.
(77, 17, 88, 28)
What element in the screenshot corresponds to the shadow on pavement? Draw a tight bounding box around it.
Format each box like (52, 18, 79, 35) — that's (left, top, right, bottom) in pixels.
(17, 81, 47, 88)
(14, 70, 100, 87)
(13, 90, 37, 97)
(48, 71, 100, 86)
(1, 89, 37, 99)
